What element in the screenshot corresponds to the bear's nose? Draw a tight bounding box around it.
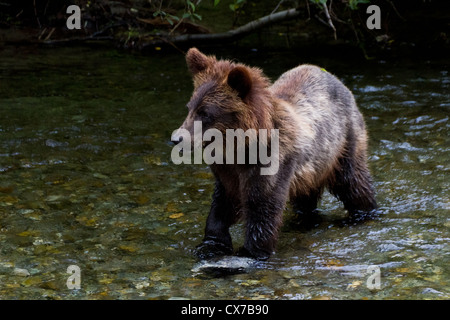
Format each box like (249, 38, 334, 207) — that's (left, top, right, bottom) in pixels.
(171, 128, 184, 144)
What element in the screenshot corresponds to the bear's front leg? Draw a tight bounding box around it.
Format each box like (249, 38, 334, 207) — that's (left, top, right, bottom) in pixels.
(238, 171, 292, 260)
(195, 180, 237, 260)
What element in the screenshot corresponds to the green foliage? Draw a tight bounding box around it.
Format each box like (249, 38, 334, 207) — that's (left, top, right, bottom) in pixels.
(152, 0, 202, 25)
(153, 10, 180, 26)
(348, 0, 371, 10)
(212, 0, 246, 13)
(309, 0, 370, 10)
(229, 0, 247, 12)
(183, 0, 202, 22)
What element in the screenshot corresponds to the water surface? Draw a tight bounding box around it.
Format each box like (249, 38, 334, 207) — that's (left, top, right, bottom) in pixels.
(0, 46, 448, 299)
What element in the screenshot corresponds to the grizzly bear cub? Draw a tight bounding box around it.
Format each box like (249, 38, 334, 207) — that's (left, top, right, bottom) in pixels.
(173, 48, 377, 260)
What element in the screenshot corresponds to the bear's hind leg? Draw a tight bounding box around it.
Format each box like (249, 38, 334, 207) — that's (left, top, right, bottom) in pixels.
(329, 155, 378, 222)
(291, 189, 323, 229)
(292, 190, 321, 215)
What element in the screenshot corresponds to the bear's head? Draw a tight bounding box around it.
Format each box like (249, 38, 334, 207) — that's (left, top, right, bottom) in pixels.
(173, 48, 274, 144)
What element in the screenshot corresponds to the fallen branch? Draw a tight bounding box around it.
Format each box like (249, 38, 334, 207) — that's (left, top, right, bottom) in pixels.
(40, 8, 301, 49)
(40, 36, 115, 45)
(40, 22, 126, 45)
(141, 7, 301, 49)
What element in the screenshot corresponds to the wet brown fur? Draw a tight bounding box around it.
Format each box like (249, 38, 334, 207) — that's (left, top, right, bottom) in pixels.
(177, 48, 377, 260)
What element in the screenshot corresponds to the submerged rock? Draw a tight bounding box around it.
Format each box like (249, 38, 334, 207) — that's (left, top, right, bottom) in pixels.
(191, 256, 261, 277)
(13, 268, 30, 277)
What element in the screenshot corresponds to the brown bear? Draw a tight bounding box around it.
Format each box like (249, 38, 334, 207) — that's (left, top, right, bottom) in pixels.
(172, 48, 378, 260)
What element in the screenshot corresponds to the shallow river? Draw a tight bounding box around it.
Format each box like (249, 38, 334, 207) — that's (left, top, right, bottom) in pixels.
(0, 46, 448, 299)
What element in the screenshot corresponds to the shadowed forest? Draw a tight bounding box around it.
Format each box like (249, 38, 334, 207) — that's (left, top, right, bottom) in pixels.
(1, 0, 449, 58)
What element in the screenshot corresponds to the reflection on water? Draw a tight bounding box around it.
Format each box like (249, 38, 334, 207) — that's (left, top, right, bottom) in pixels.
(0, 46, 448, 299)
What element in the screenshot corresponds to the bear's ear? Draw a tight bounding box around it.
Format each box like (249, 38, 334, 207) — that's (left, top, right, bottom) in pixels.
(227, 66, 252, 100)
(186, 48, 213, 75)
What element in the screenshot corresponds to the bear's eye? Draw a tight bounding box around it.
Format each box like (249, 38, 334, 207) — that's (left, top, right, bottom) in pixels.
(197, 109, 208, 118)
(197, 109, 214, 124)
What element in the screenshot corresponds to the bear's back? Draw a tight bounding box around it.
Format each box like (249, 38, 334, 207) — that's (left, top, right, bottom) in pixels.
(270, 64, 355, 115)
(270, 64, 364, 137)
(270, 65, 368, 195)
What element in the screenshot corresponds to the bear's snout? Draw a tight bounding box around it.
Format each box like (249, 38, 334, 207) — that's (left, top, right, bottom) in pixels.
(171, 128, 184, 144)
